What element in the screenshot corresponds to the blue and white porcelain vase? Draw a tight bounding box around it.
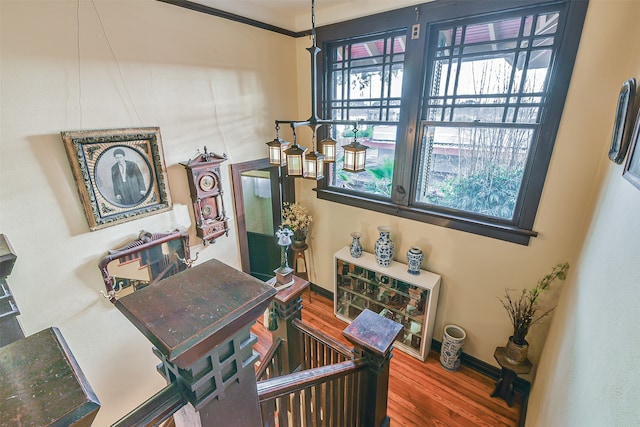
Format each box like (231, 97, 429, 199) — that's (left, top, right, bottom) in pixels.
(350, 232, 363, 258)
(374, 226, 394, 267)
(440, 324, 466, 372)
(406, 246, 424, 275)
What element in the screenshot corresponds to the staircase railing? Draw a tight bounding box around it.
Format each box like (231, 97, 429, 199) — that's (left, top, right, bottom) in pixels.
(257, 337, 285, 381)
(110, 266, 400, 427)
(257, 358, 367, 427)
(258, 277, 402, 427)
(292, 318, 353, 369)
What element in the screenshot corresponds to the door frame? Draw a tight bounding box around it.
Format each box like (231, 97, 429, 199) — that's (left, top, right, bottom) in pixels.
(230, 158, 294, 275)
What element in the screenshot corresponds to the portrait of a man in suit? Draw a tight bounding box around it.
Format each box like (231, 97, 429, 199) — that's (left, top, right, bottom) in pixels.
(110, 148, 147, 206)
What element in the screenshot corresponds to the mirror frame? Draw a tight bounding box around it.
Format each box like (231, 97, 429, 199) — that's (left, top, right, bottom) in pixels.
(99, 229, 190, 303)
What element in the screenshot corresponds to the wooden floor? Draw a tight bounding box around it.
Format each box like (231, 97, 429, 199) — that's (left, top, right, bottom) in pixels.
(252, 289, 522, 427)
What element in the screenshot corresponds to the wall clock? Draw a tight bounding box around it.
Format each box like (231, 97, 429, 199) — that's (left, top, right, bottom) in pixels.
(181, 147, 229, 244)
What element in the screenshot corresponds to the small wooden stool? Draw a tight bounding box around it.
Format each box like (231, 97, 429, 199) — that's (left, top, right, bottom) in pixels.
(491, 346, 532, 406)
(291, 244, 311, 302)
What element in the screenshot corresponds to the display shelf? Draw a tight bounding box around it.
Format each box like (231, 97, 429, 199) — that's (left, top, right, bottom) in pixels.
(334, 247, 441, 361)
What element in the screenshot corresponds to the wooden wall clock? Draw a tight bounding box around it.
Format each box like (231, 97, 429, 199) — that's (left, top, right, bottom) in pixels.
(181, 147, 229, 244)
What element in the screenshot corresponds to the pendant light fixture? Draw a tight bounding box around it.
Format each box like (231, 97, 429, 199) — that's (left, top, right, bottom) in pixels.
(303, 133, 325, 179)
(284, 129, 306, 177)
(266, 124, 289, 167)
(320, 126, 337, 163)
(266, 0, 367, 179)
(342, 126, 368, 173)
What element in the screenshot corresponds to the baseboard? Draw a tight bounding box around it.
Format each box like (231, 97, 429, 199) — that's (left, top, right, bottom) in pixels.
(309, 285, 530, 427)
(309, 282, 333, 300)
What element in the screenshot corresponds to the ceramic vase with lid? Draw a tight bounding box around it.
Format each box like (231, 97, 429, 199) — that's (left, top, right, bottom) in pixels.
(406, 246, 424, 275)
(350, 232, 363, 258)
(374, 226, 394, 267)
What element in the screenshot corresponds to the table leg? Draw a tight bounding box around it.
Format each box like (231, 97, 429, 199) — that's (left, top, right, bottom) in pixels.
(491, 367, 518, 407)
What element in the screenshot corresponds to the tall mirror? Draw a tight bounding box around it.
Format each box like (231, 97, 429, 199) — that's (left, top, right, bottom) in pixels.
(99, 230, 191, 303)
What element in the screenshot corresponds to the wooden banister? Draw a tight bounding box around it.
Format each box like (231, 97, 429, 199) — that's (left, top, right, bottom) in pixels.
(115, 259, 277, 427)
(292, 318, 354, 359)
(111, 383, 185, 427)
(257, 358, 367, 400)
(343, 309, 403, 427)
(256, 337, 284, 381)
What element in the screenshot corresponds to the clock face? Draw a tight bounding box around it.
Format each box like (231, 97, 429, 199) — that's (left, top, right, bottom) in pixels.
(199, 174, 216, 192)
(201, 204, 213, 217)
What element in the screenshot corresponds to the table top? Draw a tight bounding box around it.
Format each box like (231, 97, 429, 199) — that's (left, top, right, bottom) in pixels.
(494, 346, 532, 374)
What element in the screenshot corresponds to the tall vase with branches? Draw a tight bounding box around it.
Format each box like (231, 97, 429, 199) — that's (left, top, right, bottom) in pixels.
(499, 262, 569, 363)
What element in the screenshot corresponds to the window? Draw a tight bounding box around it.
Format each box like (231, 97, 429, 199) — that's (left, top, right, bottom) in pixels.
(327, 31, 406, 198)
(317, 0, 588, 245)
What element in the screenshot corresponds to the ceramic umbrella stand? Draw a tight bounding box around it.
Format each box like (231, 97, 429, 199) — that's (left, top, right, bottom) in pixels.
(440, 324, 466, 371)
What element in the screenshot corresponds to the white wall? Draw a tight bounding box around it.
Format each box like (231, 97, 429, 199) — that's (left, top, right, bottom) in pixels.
(526, 1, 640, 425)
(0, 1, 297, 425)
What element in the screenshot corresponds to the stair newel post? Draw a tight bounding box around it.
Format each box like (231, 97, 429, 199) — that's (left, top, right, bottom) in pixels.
(342, 309, 403, 427)
(115, 259, 277, 427)
(269, 276, 309, 373)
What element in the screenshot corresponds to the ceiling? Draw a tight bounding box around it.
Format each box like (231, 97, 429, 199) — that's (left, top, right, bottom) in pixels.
(184, 0, 429, 33)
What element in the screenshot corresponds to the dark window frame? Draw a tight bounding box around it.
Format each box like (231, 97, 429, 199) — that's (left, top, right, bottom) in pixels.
(315, 0, 588, 245)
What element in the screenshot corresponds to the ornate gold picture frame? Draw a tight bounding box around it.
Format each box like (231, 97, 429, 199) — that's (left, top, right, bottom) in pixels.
(61, 127, 172, 230)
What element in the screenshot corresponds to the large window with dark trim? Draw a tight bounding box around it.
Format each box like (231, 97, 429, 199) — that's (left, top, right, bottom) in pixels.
(317, 0, 588, 245)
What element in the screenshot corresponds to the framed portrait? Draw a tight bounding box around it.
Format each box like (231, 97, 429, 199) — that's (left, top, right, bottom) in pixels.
(623, 110, 640, 191)
(608, 78, 637, 164)
(61, 127, 172, 230)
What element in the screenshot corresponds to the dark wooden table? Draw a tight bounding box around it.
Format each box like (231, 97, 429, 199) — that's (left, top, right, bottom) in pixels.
(491, 346, 532, 406)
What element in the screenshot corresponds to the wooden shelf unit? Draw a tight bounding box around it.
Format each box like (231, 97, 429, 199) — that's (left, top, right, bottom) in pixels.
(333, 247, 441, 361)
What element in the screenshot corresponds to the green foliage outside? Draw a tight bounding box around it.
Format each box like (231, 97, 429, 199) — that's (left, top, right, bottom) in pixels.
(336, 157, 394, 197)
(426, 166, 523, 219)
(342, 127, 373, 139)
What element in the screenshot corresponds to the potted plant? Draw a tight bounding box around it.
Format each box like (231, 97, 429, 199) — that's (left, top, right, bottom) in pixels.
(281, 202, 312, 248)
(499, 262, 569, 364)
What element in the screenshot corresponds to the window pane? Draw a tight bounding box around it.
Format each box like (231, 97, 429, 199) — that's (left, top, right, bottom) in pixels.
(327, 30, 405, 196)
(329, 124, 396, 197)
(425, 13, 558, 125)
(416, 124, 534, 219)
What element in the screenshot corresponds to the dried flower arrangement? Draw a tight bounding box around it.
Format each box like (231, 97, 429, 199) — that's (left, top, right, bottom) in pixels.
(281, 202, 312, 241)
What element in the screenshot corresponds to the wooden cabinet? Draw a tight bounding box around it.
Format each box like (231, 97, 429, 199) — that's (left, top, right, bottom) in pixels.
(334, 247, 440, 361)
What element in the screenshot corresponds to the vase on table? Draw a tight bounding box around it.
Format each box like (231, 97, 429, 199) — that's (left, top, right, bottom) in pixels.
(406, 246, 424, 275)
(291, 236, 307, 249)
(504, 336, 529, 365)
(350, 232, 363, 258)
(374, 226, 394, 267)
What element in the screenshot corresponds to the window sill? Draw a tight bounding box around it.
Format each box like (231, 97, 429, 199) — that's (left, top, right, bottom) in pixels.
(315, 188, 538, 245)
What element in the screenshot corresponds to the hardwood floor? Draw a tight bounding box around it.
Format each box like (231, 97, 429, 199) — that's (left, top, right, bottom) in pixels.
(252, 289, 522, 427)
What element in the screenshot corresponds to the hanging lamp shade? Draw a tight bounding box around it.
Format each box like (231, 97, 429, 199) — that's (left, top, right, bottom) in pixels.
(267, 137, 289, 167)
(343, 139, 368, 172)
(303, 150, 325, 180)
(320, 134, 337, 163)
(284, 144, 307, 177)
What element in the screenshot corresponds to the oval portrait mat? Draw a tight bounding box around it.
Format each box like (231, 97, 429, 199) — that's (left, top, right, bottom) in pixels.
(609, 78, 637, 164)
(95, 146, 152, 207)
